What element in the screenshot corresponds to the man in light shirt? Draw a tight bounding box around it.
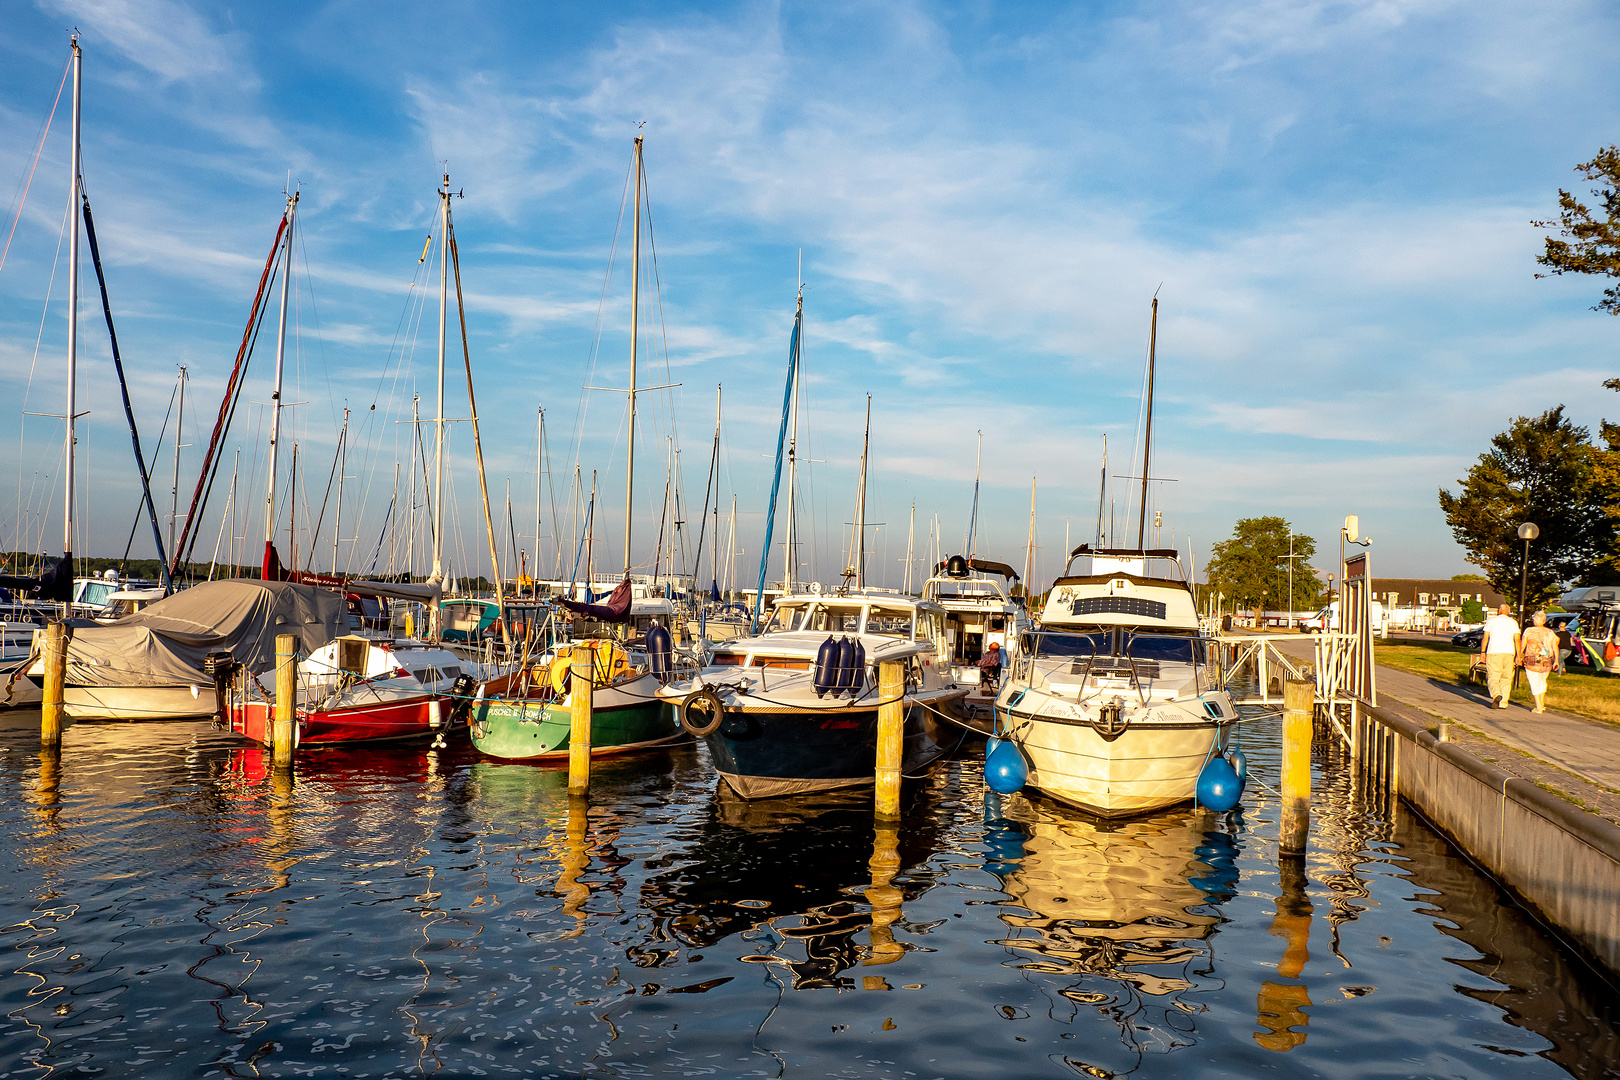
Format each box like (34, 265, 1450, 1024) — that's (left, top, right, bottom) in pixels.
(1480, 604, 1521, 709)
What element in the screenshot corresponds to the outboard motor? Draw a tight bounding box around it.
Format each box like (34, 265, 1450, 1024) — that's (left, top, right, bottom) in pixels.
(848, 639, 867, 696)
(835, 636, 857, 696)
(813, 635, 839, 698)
(201, 650, 237, 729)
(446, 674, 479, 727)
(646, 621, 673, 682)
(946, 554, 969, 578)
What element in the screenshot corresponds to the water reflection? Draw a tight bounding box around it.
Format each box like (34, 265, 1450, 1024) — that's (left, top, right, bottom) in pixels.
(990, 798, 1237, 1061)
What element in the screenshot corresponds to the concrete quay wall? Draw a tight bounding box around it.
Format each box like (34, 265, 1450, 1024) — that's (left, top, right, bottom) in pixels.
(1359, 701, 1620, 982)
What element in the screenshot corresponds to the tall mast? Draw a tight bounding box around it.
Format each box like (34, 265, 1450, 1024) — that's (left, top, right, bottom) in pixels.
(333, 406, 349, 573)
(624, 136, 643, 580)
(726, 494, 737, 595)
(262, 190, 299, 551)
(1024, 475, 1037, 595)
(904, 501, 915, 594)
(1096, 434, 1107, 546)
(782, 286, 803, 591)
(169, 366, 186, 558)
(1137, 295, 1158, 551)
(854, 395, 871, 589)
(711, 385, 722, 589)
(965, 430, 982, 560)
(432, 173, 449, 590)
(64, 33, 81, 568)
(535, 405, 543, 594)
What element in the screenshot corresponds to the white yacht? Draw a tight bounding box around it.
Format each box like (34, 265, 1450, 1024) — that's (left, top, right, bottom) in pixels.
(994, 547, 1236, 816)
(920, 555, 1032, 724)
(656, 588, 970, 798)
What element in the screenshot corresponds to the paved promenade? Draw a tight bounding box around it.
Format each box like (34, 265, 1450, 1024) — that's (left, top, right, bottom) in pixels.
(1373, 664, 1620, 790)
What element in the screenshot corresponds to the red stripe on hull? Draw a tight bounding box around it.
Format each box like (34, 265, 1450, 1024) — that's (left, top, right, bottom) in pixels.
(231, 696, 446, 749)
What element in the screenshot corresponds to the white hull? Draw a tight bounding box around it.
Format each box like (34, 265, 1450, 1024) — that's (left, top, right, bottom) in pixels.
(1010, 708, 1224, 816)
(61, 683, 214, 721)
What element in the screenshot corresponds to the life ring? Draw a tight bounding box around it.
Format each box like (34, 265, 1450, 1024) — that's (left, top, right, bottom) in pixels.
(680, 687, 726, 737)
(550, 646, 574, 696)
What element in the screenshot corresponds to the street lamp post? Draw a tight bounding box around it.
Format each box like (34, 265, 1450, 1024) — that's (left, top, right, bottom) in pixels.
(1517, 522, 1539, 628)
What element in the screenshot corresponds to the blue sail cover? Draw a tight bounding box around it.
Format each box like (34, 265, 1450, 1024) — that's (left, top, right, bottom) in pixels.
(753, 302, 802, 630)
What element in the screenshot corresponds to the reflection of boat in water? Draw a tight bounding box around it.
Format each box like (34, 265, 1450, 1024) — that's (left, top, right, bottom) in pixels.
(636, 781, 951, 988)
(992, 798, 1239, 1056)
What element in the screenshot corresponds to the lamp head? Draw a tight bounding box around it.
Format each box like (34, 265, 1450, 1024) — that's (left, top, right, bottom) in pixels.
(1344, 514, 1359, 543)
(1518, 522, 1539, 541)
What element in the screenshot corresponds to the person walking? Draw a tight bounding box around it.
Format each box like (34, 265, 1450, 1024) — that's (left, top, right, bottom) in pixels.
(1520, 611, 1559, 714)
(1481, 603, 1521, 709)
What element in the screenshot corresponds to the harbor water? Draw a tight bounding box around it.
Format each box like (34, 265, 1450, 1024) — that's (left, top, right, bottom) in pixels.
(1, 707, 1617, 1078)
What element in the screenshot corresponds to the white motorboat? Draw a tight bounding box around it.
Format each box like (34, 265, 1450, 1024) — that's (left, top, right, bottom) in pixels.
(657, 588, 970, 798)
(920, 555, 1032, 723)
(995, 546, 1235, 816)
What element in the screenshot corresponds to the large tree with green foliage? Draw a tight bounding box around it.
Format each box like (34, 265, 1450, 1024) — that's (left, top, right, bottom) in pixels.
(1204, 517, 1320, 613)
(1438, 407, 1612, 606)
(1535, 147, 1620, 314)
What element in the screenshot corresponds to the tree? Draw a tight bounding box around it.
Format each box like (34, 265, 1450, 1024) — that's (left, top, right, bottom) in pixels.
(1534, 147, 1620, 314)
(1451, 573, 1485, 582)
(1205, 517, 1321, 614)
(1594, 378, 1620, 578)
(1438, 407, 1612, 607)
(1459, 597, 1486, 624)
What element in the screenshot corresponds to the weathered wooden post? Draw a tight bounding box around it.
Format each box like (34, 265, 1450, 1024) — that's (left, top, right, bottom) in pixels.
(40, 621, 68, 747)
(874, 660, 905, 819)
(273, 633, 297, 768)
(568, 646, 594, 795)
(1280, 677, 1313, 854)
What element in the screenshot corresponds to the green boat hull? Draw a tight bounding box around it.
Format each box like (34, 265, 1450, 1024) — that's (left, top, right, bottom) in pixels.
(470, 697, 683, 761)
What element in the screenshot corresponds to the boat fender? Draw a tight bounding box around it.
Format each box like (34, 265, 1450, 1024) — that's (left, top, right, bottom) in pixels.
(1196, 756, 1241, 811)
(835, 636, 857, 696)
(813, 635, 839, 697)
(646, 622, 673, 681)
(680, 687, 726, 737)
(849, 639, 867, 696)
(1228, 748, 1248, 792)
(985, 736, 1028, 794)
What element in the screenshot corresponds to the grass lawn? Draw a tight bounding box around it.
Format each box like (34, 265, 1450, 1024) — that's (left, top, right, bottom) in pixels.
(1375, 638, 1620, 726)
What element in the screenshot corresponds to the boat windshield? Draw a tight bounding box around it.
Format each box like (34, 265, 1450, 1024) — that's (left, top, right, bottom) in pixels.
(863, 606, 915, 638)
(1027, 629, 1204, 665)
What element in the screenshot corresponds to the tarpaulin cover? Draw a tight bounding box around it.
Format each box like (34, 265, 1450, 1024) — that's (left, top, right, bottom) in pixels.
(557, 578, 632, 623)
(60, 579, 343, 687)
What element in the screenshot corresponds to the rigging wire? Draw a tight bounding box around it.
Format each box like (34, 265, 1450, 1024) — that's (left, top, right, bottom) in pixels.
(0, 53, 70, 280)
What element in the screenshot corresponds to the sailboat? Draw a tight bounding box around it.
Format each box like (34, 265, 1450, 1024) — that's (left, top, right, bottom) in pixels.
(657, 394, 968, 799)
(470, 137, 682, 762)
(994, 298, 1237, 816)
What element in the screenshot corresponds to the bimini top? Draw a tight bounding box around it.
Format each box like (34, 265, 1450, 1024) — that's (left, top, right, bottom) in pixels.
(56, 579, 344, 687)
(1040, 571, 1199, 631)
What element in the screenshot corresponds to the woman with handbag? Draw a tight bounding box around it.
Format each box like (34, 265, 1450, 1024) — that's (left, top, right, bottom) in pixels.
(1520, 611, 1559, 714)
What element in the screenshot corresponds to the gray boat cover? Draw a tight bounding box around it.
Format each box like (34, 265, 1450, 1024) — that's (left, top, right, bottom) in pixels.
(61, 579, 343, 687)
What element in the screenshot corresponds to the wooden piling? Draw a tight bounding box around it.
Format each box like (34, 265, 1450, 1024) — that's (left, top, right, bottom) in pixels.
(40, 621, 67, 746)
(273, 633, 297, 768)
(874, 660, 904, 819)
(568, 647, 594, 796)
(1281, 677, 1313, 854)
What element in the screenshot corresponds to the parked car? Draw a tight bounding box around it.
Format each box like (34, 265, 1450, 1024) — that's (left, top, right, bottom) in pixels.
(1451, 627, 1484, 649)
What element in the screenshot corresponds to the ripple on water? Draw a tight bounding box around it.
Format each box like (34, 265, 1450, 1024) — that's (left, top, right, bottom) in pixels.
(0, 709, 1615, 1077)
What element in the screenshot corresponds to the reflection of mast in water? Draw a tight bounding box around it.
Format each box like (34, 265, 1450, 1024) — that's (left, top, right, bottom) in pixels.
(993, 801, 1240, 1063)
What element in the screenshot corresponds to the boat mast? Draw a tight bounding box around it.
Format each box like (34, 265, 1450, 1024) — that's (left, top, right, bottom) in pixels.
(534, 405, 543, 595)
(1137, 295, 1157, 551)
(333, 406, 349, 574)
(904, 501, 915, 594)
(965, 430, 982, 560)
(1024, 475, 1037, 595)
(782, 285, 803, 592)
(169, 366, 186, 558)
(624, 136, 643, 581)
(726, 494, 737, 596)
(1096, 434, 1107, 546)
(262, 190, 299, 562)
(64, 33, 81, 577)
(854, 395, 870, 589)
(431, 173, 450, 632)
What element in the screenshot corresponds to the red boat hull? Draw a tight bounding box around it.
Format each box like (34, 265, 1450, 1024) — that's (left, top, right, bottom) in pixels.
(231, 695, 448, 748)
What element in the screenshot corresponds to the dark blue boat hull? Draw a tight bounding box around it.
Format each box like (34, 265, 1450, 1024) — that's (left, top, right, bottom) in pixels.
(702, 700, 963, 798)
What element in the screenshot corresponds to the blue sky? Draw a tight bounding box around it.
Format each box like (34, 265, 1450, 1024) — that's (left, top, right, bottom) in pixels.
(2, 0, 1618, 591)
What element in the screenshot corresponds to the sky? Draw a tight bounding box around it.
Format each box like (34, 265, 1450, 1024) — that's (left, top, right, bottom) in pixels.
(1, 0, 1618, 593)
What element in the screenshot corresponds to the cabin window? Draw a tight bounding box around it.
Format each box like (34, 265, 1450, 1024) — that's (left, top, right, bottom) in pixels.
(801, 605, 862, 634)
(863, 607, 914, 637)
